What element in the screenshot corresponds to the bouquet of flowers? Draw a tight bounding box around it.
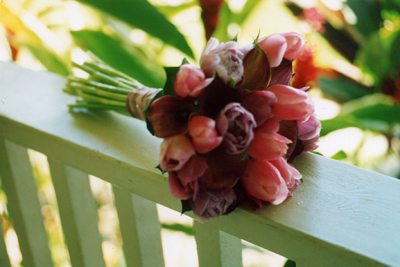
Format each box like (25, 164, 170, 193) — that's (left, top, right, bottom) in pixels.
(64, 32, 321, 222)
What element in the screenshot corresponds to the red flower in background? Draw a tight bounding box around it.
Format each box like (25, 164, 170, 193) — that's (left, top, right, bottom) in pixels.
(199, 0, 225, 40)
(291, 47, 320, 89)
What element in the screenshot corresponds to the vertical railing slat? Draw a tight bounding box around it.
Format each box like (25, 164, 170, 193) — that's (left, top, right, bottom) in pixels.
(112, 185, 164, 267)
(194, 220, 242, 267)
(0, 212, 11, 267)
(0, 139, 53, 267)
(48, 159, 106, 267)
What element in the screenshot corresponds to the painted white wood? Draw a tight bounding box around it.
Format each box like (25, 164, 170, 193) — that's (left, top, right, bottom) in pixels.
(1, 61, 400, 266)
(0, 212, 11, 267)
(0, 139, 53, 267)
(112, 186, 164, 267)
(194, 220, 242, 267)
(47, 159, 106, 267)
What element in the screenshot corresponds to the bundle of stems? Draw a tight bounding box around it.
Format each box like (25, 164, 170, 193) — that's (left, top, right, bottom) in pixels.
(63, 53, 148, 117)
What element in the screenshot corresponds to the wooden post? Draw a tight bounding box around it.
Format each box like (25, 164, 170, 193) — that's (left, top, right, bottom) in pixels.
(0, 139, 53, 267)
(48, 159, 106, 267)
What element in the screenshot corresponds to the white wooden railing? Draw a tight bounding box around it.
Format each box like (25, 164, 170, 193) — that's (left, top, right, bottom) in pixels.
(0, 61, 399, 267)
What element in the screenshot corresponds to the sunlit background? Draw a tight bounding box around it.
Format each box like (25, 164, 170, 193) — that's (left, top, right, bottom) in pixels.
(1, 0, 400, 266)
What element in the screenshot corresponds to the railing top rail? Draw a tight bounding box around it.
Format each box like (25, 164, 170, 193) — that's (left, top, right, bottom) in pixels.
(1, 61, 399, 267)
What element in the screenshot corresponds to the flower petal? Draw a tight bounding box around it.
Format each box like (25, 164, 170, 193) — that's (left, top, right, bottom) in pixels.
(242, 159, 289, 205)
(148, 95, 196, 138)
(241, 91, 277, 127)
(199, 143, 248, 190)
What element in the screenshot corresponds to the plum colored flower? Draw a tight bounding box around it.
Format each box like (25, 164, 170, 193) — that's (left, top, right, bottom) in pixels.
(241, 90, 277, 127)
(159, 135, 195, 171)
(257, 32, 306, 68)
(188, 116, 223, 154)
(190, 188, 237, 222)
(200, 37, 253, 85)
(242, 159, 290, 205)
(148, 96, 197, 138)
(168, 154, 207, 199)
(248, 118, 291, 161)
(269, 157, 301, 191)
(267, 84, 314, 121)
(216, 103, 256, 154)
(174, 64, 212, 98)
(297, 113, 321, 151)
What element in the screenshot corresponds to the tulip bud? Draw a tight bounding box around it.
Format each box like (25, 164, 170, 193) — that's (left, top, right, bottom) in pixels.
(242, 159, 289, 205)
(267, 84, 314, 121)
(159, 135, 195, 171)
(188, 116, 223, 154)
(297, 113, 321, 151)
(280, 32, 307, 61)
(174, 65, 211, 98)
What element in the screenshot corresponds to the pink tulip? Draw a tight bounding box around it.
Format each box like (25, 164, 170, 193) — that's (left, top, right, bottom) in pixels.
(242, 159, 290, 205)
(269, 157, 301, 191)
(174, 65, 211, 98)
(248, 118, 291, 161)
(257, 33, 287, 68)
(200, 37, 253, 85)
(216, 103, 256, 154)
(267, 84, 314, 121)
(281, 32, 307, 61)
(168, 172, 196, 200)
(297, 113, 321, 151)
(159, 135, 195, 171)
(257, 32, 306, 68)
(188, 116, 223, 154)
(168, 154, 207, 199)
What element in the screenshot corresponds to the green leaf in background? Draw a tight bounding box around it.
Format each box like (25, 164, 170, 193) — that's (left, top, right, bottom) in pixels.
(388, 30, 400, 74)
(355, 33, 389, 85)
(346, 0, 383, 38)
(318, 75, 371, 103)
(71, 30, 165, 88)
(320, 94, 400, 136)
(23, 43, 70, 77)
(331, 150, 347, 160)
(75, 0, 194, 58)
(341, 94, 400, 124)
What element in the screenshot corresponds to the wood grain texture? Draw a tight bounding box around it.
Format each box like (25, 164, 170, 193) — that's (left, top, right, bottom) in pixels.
(1, 61, 400, 266)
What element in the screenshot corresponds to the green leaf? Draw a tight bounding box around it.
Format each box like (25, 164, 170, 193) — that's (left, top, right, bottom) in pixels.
(162, 58, 188, 97)
(355, 33, 389, 85)
(163, 66, 180, 97)
(320, 114, 389, 136)
(331, 150, 347, 160)
(346, 0, 383, 38)
(341, 94, 400, 124)
(317, 75, 371, 103)
(24, 43, 70, 76)
(320, 94, 399, 136)
(71, 30, 165, 88)
(161, 223, 193, 236)
(75, 0, 194, 58)
(388, 30, 400, 74)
